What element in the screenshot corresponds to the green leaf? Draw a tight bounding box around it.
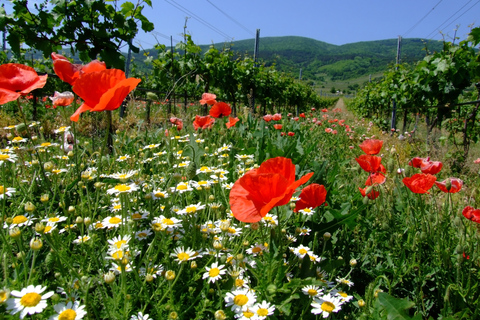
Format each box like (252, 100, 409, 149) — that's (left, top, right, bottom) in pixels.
(375, 292, 418, 320)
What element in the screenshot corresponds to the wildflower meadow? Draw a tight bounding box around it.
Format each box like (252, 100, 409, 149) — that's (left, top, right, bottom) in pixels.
(1, 42, 480, 320)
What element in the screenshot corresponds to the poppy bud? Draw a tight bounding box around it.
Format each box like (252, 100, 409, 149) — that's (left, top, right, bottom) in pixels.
(445, 178, 452, 191)
(363, 195, 370, 205)
(16, 123, 27, 133)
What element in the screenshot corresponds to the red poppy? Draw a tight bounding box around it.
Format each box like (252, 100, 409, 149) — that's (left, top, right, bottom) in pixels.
(49, 91, 74, 107)
(263, 114, 273, 122)
(295, 183, 327, 212)
(359, 139, 383, 155)
(359, 186, 380, 199)
(299, 113, 306, 118)
(288, 132, 295, 136)
(409, 157, 430, 168)
(272, 113, 282, 121)
(365, 172, 386, 186)
(169, 117, 183, 131)
(321, 108, 328, 112)
(293, 117, 299, 121)
(325, 128, 332, 133)
(51, 53, 106, 85)
(355, 155, 383, 173)
(193, 115, 215, 130)
(209, 101, 231, 118)
(230, 157, 313, 223)
(0, 63, 48, 104)
(462, 206, 480, 223)
(273, 124, 283, 130)
(199, 92, 217, 105)
(70, 69, 141, 121)
(420, 161, 443, 175)
(435, 178, 463, 193)
(226, 116, 239, 128)
(402, 173, 437, 194)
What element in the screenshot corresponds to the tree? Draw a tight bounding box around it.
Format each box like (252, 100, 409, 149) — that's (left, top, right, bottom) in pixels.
(0, 0, 154, 69)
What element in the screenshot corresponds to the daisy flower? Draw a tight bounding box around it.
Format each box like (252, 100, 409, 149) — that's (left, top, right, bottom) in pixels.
(110, 262, 133, 274)
(130, 311, 150, 320)
(151, 215, 182, 232)
(333, 290, 354, 302)
(336, 277, 354, 287)
(299, 207, 315, 216)
(290, 244, 313, 259)
(235, 308, 256, 320)
(235, 154, 254, 161)
(9, 136, 28, 144)
(298, 227, 311, 236)
(0, 186, 16, 199)
(0, 153, 18, 165)
(177, 202, 206, 215)
(170, 246, 197, 264)
(252, 300, 275, 319)
(130, 210, 149, 221)
(222, 182, 233, 189)
(151, 189, 169, 200)
(311, 294, 343, 318)
(53, 126, 71, 134)
(135, 229, 153, 241)
(6, 284, 54, 319)
(116, 155, 131, 162)
(246, 243, 268, 256)
(50, 301, 87, 320)
(143, 143, 160, 150)
(173, 161, 190, 168)
(109, 170, 137, 181)
(72, 235, 91, 244)
(139, 264, 164, 278)
(108, 235, 131, 249)
(192, 180, 213, 189)
(302, 285, 323, 298)
(202, 262, 227, 283)
(36, 142, 59, 149)
(102, 215, 124, 229)
(233, 274, 250, 289)
(224, 288, 257, 313)
(41, 215, 68, 224)
(171, 181, 193, 193)
(107, 183, 139, 195)
(196, 166, 214, 174)
(261, 214, 278, 227)
(5, 214, 34, 229)
(217, 144, 232, 153)
(37, 223, 57, 235)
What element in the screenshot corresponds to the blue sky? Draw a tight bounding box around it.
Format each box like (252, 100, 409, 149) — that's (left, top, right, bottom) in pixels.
(132, 0, 479, 48)
(3, 0, 479, 48)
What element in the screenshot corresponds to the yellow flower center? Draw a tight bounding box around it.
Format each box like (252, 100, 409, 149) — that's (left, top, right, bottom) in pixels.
(131, 213, 142, 220)
(57, 127, 67, 132)
(13, 215, 28, 225)
(298, 248, 308, 255)
(233, 294, 249, 306)
(235, 278, 244, 287)
(0, 186, 4, 194)
(109, 217, 122, 225)
(257, 308, 269, 317)
(186, 207, 197, 214)
(58, 309, 77, 320)
(12, 137, 23, 142)
(118, 174, 127, 179)
(321, 301, 335, 313)
(0, 154, 9, 161)
(113, 205, 122, 210)
(0, 291, 8, 303)
(338, 291, 348, 297)
(113, 240, 127, 249)
(137, 232, 147, 238)
(111, 251, 123, 259)
(114, 184, 131, 192)
(154, 192, 165, 198)
(251, 247, 262, 253)
(163, 218, 174, 225)
(44, 226, 52, 233)
(41, 142, 51, 147)
(308, 289, 318, 296)
(209, 268, 220, 278)
(177, 184, 187, 191)
(177, 252, 190, 261)
(242, 310, 255, 318)
(20, 292, 41, 307)
(227, 227, 236, 234)
(48, 217, 60, 222)
(95, 223, 104, 229)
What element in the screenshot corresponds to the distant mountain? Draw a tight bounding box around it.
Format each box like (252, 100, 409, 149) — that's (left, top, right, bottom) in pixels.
(196, 36, 443, 81)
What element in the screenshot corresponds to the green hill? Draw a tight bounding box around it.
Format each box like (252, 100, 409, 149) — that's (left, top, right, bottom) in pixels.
(198, 36, 443, 82)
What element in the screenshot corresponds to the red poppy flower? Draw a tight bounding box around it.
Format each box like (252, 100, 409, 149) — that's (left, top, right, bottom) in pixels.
(70, 69, 141, 121)
(209, 101, 231, 118)
(325, 128, 333, 133)
(288, 132, 295, 136)
(365, 172, 386, 186)
(51, 53, 106, 85)
(435, 178, 463, 193)
(49, 91, 74, 107)
(0, 63, 48, 104)
(293, 117, 299, 121)
(355, 155, 383, 173)
(359, 139, 383, 155)
(420, 161, 443, 175)
(199, 92, 217, 105)
(462, 206, 480, 223)
(402, 173, 437, 194)
(170, 117, 183, 131)
(263, 114, 273, 122)
(321, 108, 328, 112)
(273, 124, 283, 130)
(272, 113, 282, 121)
(299, 113, 306, 118)
(226, 116, 239, 128)
(193, 115, 215, 130)
(359, 186, 380, 199)
(295, 183, 327, 212)
(408, 157, 430, 168)
(230, 157, 313, 223)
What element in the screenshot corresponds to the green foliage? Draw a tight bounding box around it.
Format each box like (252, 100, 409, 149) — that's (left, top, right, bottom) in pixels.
(1, 0, 153, 68)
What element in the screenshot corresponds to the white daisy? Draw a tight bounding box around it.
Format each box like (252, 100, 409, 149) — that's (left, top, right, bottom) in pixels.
(252, 300, 275, 319)
(0, 186, 16, 199)
(6, 285, 54, 319)
(116, 155, 131, 162)
(50, 301, 87, 320)
(302, 285, 323, 298)
(0, 153, 18, 165)
(224, 288, 257, 313)
(5, 214, 34, 229)
(171, 181, 193, 193)
(107, 183, 139, 195)
(290, 244, 313, 259)
(108, 235, 131, 249)
(311, 294, 343, 318)
(135, 229, 153, 241)
(102, 215, 124, 228)
(151, 189, 169, 200)
(202, 262, 227, 283)
(336, 277, 354, 287)
(41, 215, 68, 224)
(177, 203, 206, 215)
(72, 235, 91, 244)
(170, 246, 197, 264)
(130, 311, 150, 320)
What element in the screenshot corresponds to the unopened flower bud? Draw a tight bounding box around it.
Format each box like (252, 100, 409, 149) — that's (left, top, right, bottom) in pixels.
(75, 216, 83, 224)
(350, 259, 357, 267)
(25, 202, 36, 213)
(44, 161, 54, 172)
(29, 238, 43, 251)
(145, 274, 154, 282)
(40, 194, 49, 203)
(445, 178, 452, 191)
(323, 232, 331, 240)
(358, 299, 366, 307)
(68, 206, 75, 213)
(214, 310, 227, 320)
(165, 270, 176, 281)
(104, 271, 116, 284)
(9, 227, 21, 239)
(34, 223, 45, 234)
(67, 151, 74, 158)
